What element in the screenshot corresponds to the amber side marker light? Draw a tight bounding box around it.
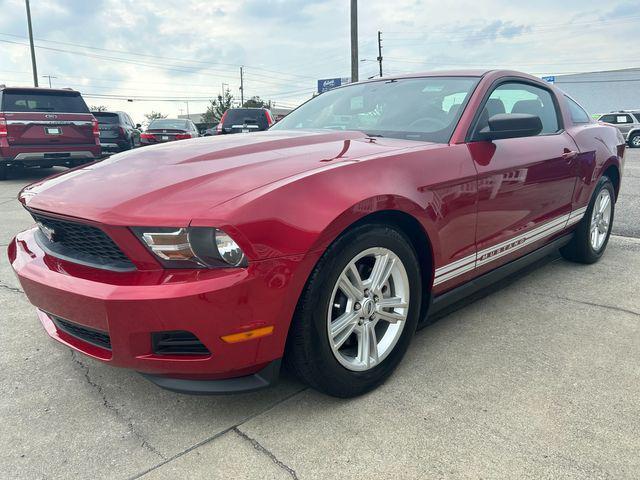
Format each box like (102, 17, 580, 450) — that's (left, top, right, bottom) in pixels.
(221, 326, 274, 344)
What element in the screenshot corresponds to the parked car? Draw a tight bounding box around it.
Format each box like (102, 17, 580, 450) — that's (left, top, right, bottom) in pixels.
(597, 110, 640, 147)
(215, 107, 274, 134)
(0, 86, 100, 180)
(94, 111, 141, 153)
(140, 118, 199, 144)
(202, 126, 217, 136)
(9, 70, 625, 398)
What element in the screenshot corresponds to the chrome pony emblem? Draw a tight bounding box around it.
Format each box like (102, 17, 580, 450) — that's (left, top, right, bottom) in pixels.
(37, 222, 57, 242)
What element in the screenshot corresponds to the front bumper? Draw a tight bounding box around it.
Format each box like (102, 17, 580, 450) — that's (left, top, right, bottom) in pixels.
(9, 227, 311, 393)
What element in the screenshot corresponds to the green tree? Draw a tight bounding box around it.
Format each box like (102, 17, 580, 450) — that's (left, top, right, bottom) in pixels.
(242, 96, 271, 109)
(144, 111, 168, 125)
(90, 105, 108, 112)
(202, 89, 234, 124)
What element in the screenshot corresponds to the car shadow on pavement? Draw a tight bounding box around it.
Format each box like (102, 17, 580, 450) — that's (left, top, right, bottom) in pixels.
(3, 166, 69, 183)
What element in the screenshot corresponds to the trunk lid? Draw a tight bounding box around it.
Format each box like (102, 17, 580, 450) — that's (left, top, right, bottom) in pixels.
(145, 128, 188, 142)
(94, 112, 123, 140)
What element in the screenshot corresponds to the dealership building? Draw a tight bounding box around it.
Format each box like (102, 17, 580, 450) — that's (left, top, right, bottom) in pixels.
(551, 67, 640, 116)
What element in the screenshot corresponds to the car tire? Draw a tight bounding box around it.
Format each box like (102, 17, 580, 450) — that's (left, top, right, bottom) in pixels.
(561, 175, 615, 264)
(628, 133, 640, 148)
(285, 224, 422, 397)
(0, 163, 7, 181)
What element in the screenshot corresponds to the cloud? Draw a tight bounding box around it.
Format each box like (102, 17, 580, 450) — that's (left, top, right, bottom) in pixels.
(0, 0, 634, 122)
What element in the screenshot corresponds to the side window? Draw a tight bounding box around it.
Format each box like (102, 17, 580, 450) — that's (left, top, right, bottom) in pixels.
(634, 113, 640, 123)
(480, 82, 560, 135)
(599, 114, 616, 123)
(619, 114, 633, 124)
(565, 96, 590, 124)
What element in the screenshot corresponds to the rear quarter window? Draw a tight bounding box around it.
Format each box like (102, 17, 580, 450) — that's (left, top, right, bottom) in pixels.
(1, 90, 90, 113)
(565, 96, 591, 124)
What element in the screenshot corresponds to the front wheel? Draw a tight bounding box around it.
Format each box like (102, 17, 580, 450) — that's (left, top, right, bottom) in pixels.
(561, 176, 615, 264)
(285, 224, 422, 397)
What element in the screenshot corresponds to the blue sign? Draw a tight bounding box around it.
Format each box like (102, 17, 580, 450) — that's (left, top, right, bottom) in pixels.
(542, 76, 555, 84)
(317, 78, 342, 93)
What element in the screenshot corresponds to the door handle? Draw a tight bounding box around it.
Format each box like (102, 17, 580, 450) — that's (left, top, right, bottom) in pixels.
(562, 149, 578, 161)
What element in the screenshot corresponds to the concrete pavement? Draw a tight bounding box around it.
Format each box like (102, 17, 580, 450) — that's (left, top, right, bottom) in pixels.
(1, 151, 639, 479)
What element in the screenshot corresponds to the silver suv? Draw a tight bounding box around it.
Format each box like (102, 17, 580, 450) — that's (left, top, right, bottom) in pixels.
(597, 110, 640, 148)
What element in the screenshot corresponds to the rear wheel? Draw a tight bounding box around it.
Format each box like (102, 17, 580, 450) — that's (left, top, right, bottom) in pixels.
(561, 176, 615, 264)
(285, 224, 422, 397)
(628, 132, 640, 148)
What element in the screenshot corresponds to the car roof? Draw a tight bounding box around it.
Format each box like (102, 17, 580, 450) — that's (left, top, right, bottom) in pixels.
(0, 86, 81, 94)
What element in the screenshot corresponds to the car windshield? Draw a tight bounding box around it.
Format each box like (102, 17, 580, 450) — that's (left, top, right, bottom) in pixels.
(148, 119, 189, 129)
(271, 76, 479, 143)
(1, 90, 90, 113)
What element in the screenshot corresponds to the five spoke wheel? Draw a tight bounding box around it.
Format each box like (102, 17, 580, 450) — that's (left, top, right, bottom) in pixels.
(327, 247, 410, 371)
(590, 188, 612, 251)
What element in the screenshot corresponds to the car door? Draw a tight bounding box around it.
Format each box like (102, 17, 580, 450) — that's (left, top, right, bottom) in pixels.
(466, 80, 580, 275)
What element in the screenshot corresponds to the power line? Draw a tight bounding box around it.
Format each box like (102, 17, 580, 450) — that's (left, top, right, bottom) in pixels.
(0, 31, 317, 82)
(0, 38, 311, 89)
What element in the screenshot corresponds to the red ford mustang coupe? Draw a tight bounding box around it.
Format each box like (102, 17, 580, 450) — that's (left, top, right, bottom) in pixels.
(9, 70, 625, 397)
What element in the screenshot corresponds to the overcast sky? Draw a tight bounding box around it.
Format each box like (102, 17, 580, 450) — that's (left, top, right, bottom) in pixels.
(0, 0, 636, 123)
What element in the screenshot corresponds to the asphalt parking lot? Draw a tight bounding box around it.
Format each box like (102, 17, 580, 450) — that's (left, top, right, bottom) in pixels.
(1, 151, 639, 480)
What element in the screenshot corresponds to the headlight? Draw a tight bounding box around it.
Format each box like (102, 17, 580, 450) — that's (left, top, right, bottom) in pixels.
(132, 227, 247, 268)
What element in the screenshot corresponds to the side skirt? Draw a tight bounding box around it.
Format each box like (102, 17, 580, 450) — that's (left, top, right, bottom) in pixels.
(421, 234, 573, 326)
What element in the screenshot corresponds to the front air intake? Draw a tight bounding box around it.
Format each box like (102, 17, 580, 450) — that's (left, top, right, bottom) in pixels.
(151, 331, 210, 356)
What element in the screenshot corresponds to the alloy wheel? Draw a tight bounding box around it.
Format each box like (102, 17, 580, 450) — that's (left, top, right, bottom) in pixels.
(327, 247, 410, 371)
(590, 188, 612, 251)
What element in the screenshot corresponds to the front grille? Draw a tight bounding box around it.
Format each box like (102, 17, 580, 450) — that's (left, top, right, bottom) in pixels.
(31, 212, 135, 271)
(50, 314, 112, 350)
(152, 331, 211, 356)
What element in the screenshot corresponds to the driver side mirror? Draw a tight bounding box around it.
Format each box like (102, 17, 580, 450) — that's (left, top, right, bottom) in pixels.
(136, 123, 142, 129)
(478, 113, 542, 141)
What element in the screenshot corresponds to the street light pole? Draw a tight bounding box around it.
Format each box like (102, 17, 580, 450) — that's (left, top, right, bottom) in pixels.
(350, 0, 358, 82)
(25, 0, 38, 87)
(377, 31, 383, 77)
(239, 66, 244, 106)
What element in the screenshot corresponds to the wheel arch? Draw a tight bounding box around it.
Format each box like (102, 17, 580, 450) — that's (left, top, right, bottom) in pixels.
(602, 163, 621, 200)
(283, 200, 437, 349)
(305, 195, 437, 289)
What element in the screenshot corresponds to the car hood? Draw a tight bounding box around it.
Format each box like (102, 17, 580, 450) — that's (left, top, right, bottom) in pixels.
(21, 130, 423, 226)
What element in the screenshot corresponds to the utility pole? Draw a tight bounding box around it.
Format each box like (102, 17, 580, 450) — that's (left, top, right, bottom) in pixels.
(42, 75, 56, 88)
(25, 0, 38, 87)
(350, 0, 358, 82)
(377, 30, 383, 77)
(239, 67, 244, 106)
